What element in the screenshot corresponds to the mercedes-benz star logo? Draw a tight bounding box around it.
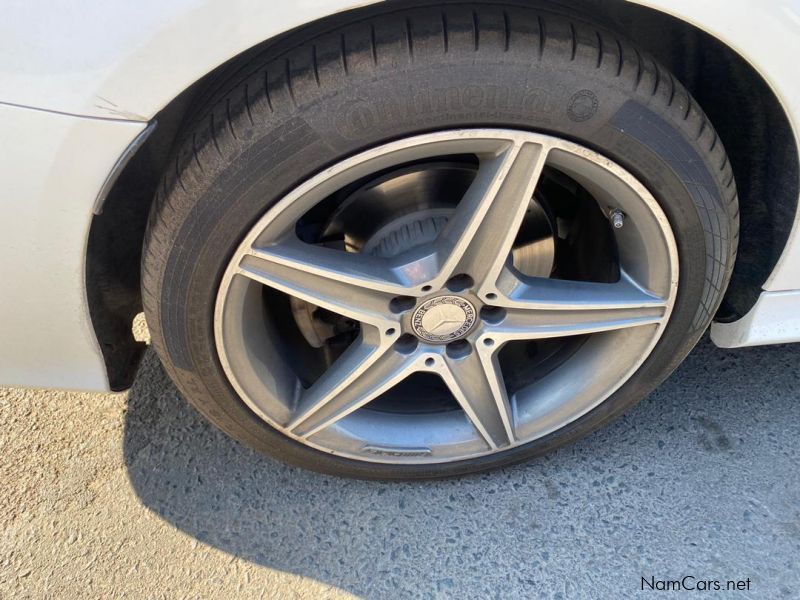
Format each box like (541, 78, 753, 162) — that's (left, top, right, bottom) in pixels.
(411, 296, 477, 343)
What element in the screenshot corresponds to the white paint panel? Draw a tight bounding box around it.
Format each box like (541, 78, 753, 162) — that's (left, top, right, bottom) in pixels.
(0, 104, 145, 390)
(711, 291, 800, 348)
(0, 0, 378, 121)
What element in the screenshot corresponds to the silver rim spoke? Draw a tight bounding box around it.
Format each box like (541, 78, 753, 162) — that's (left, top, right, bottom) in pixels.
(215, 129, 679, 464)
(238, 240, 400, 328)
(440, 351, 514, 449)
(287, 334, 415, 438)
(487, 272, 669, 341)
(435, 141, 549, 290)
(500, 270, 667, 309)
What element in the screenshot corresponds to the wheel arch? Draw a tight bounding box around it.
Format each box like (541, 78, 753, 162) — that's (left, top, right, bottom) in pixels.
(86, 0, 799, 389)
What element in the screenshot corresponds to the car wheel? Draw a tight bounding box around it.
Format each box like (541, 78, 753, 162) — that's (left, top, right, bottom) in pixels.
(141, 4, 738, 478)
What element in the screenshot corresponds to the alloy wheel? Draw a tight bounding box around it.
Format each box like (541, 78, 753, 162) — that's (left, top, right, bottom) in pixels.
(214, 129, 678, 464)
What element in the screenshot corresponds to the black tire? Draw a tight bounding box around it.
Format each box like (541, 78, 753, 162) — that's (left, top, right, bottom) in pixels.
(141, 3, 738, 479)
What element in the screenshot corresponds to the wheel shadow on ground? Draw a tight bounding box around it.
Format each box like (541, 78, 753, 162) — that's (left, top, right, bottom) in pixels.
(123, 336, 800, 598)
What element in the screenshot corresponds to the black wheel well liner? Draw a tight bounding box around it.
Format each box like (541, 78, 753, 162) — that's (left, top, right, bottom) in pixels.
(86, 0, 799, 390)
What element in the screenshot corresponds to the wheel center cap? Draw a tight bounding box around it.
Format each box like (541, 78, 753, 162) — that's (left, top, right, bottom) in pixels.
(411, 295, 477, 343)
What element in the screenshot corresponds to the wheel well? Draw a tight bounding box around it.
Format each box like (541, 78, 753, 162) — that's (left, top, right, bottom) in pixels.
(86, 0, 799, 389)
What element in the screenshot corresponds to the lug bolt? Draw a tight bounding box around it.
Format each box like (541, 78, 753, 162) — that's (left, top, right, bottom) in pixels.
(445, 273, 474, 292)
(446, 339, 472, 359)
(390, 295, 416, 314)
(480, 305, 506, 324)
(394, 333, 418, 354)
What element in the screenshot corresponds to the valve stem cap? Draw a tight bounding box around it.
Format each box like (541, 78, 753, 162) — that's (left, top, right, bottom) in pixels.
(610, 210, 625, 229)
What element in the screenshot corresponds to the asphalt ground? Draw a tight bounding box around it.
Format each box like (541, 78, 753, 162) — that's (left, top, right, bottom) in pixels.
(1, 331, 798, 598)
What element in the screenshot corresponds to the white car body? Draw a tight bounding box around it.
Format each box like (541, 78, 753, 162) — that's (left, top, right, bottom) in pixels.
(1, 0, 798, 391)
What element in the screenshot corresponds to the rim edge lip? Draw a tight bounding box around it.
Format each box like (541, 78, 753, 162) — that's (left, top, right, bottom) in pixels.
(213, 128, 680, 465)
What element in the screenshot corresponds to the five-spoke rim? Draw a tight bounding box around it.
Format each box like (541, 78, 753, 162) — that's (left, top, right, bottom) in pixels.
(214, 129, 678, 464)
